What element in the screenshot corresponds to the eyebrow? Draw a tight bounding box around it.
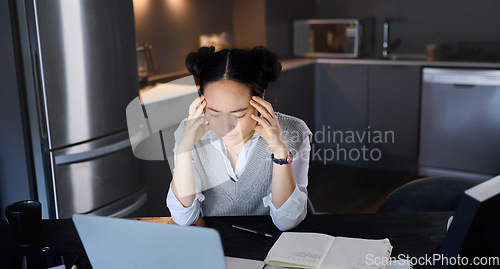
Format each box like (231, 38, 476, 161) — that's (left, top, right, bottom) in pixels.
(207, 107, 248, 113)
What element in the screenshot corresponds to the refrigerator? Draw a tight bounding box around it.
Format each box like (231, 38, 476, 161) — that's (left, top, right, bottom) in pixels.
(9, 0, 148, 219)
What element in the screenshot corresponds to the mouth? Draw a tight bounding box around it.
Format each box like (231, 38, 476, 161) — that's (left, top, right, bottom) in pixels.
(222, 134, 237, 140)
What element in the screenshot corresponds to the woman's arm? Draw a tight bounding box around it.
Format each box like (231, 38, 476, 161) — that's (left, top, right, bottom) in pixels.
(264, 137, 310, 231)
(249, 96, 307, 208)
(171, 96, 210, 207)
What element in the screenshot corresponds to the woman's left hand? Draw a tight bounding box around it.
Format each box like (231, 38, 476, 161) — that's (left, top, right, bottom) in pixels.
(250, 96, 289, 158)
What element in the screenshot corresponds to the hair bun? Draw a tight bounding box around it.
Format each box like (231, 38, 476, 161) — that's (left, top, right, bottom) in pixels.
(185, 46, 216, 77)
(250, 46, 282, 83)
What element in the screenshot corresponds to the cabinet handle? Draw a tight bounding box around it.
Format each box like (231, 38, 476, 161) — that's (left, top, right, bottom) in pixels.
(453, 84, 475, 88)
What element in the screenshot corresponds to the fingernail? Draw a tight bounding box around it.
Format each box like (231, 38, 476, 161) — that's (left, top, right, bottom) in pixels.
(252, 96, 257, 100)
(250, 100, 255, 103)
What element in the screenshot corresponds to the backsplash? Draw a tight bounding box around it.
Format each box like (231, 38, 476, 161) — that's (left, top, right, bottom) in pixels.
(266, 0, 500, 58)
(317, 0, 500, 56)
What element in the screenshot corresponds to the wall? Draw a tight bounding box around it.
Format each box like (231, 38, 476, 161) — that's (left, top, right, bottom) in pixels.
(264, 0, 500, 58)
(265, 0, 316, 59)
(233, 0, 266, 49)
(0, 0, 34, 220)
(133, 0, 233, 75)
(316, 0, 500, 56)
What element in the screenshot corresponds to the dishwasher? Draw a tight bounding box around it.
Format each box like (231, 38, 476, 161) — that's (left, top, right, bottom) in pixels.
(419, 68, 500, 181)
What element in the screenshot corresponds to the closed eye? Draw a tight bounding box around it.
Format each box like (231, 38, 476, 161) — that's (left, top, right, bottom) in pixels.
(209, 112, 245, 118)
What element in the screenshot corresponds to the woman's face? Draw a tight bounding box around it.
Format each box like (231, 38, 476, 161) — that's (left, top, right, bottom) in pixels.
(203, 79, 258, 146)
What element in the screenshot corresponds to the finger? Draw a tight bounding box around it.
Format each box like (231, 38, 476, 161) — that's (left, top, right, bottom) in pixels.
(250, 100, 275, 122)
(251, 114, 271, 128)
(251, 96, 275, 118)
(186, 114, 205, 130)
(188, 96, 204, 116)
(191, 99, 206, 119)
(253, 123, 263, 134)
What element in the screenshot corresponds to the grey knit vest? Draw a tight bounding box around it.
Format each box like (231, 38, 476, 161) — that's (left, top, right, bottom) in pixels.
(190, 112, 312, 217)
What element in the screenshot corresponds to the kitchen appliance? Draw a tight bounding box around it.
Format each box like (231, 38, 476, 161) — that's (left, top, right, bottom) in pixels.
(420, 68, 500, 181)
(137, 42, 158, 87)
(9, 0, 148, 218)
(293, 19, 372, 58)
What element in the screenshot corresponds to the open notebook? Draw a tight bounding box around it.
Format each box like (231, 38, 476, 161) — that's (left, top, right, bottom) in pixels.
(72, 214, 264, 269)
(264, 232, 393, 269)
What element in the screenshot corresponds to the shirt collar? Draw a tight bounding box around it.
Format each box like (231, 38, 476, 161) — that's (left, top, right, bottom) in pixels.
(201, 129, 262, 151)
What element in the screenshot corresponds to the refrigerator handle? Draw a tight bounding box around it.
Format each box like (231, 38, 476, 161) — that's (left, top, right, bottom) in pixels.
(33, 49, 48, 138)
(54, 139, 131, 165)
(107, 192, 148, 218)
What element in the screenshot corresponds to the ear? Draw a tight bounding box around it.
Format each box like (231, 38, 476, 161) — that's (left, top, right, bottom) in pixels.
(262, 90, 266, 99)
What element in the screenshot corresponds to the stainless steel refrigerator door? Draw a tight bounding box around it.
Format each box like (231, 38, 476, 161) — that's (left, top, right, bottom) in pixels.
(32, 0, 138, 150)
(51, 131, 144, 219)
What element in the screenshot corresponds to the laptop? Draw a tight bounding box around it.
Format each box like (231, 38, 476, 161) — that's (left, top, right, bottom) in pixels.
(72, 214, 264, 269)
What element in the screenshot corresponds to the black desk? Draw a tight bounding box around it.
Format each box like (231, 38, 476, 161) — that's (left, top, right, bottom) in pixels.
(1, 212, 453, 268)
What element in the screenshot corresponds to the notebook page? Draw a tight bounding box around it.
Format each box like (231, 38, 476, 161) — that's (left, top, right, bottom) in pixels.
(321, 237, 392, 269)
(265, 232, 335, 268)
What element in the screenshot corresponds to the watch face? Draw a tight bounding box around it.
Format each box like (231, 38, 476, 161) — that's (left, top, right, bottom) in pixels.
(288, 152, 293, 164)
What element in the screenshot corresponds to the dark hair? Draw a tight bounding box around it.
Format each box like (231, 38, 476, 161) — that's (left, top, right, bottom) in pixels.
(185, 46, 282, 97)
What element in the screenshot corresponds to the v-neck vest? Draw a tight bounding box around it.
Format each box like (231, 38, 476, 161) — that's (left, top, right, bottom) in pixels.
(191, 112, 311, 217)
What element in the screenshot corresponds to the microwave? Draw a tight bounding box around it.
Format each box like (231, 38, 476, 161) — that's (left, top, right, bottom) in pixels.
(293, 19, 372, 58)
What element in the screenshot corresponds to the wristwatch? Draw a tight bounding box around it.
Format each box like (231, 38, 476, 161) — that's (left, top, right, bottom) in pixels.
(271, 152, 293, 165)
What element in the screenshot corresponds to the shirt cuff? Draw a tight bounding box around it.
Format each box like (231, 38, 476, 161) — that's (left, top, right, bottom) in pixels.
(262, 185, 308, 231)
(166, 184, 205, 226)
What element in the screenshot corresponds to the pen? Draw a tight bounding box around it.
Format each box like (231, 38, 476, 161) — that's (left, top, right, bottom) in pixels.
(232, 225, 273, 237)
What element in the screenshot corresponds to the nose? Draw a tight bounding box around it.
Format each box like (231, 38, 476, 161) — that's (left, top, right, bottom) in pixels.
(220, 114, 238, 134)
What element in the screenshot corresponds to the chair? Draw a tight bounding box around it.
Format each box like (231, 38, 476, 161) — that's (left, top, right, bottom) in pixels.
(307, 197, 316, 215)
(376, 176, 479, 213)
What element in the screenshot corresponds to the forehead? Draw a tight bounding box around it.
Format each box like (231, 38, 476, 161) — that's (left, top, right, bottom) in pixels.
(203, 80, 252, 111)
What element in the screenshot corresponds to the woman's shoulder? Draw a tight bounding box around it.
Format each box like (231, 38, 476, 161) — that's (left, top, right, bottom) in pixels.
(275, 112, 311, 133)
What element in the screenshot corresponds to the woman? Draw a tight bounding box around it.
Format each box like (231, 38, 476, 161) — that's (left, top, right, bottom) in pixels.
(166, 46, 312, 231)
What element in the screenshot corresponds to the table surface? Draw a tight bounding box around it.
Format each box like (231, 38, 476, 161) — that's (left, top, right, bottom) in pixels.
(0, 212, 453, 268)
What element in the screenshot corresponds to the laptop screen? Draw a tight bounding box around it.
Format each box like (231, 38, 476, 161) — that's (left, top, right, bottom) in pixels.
(73, 214, 227, 269)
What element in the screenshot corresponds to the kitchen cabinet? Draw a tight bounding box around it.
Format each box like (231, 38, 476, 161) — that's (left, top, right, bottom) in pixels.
(268, 64, 315, 130)
(314, 64, 369, 166)
(368, 65, 421, 172)
(276, 61, 421, 171)
(312, 63, 420, 171)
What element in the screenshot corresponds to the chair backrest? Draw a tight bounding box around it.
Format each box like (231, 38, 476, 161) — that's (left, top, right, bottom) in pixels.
(376, 176, 479, 213)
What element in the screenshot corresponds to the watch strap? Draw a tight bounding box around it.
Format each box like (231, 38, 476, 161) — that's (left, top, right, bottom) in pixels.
(271, 152, 292, 165)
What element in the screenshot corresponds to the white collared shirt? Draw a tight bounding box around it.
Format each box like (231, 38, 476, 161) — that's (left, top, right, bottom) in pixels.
(167, 128, 310, 231)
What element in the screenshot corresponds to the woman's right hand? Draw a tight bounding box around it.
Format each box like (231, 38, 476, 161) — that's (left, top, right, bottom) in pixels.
(177, 96, 210, 153)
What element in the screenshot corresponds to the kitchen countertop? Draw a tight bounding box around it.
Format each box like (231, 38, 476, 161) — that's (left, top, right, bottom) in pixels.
(281, 57, 500, 71)
(141, 56, 500, 88)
